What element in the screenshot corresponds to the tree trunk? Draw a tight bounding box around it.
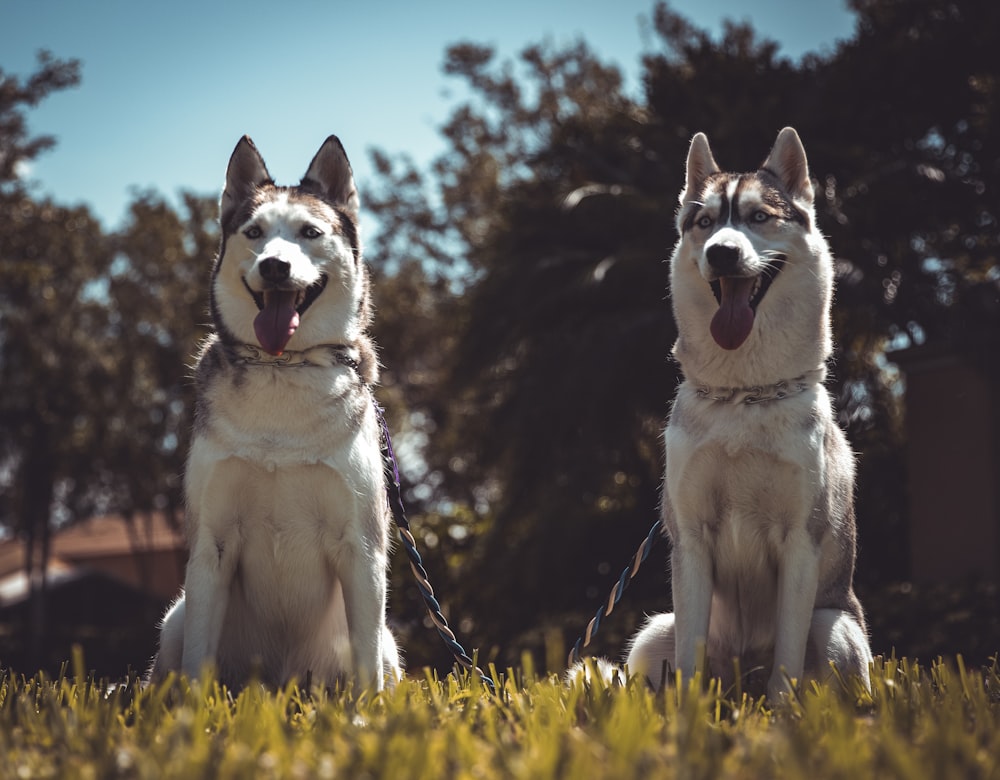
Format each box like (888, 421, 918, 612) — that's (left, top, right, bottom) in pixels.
(20, 435, 55, 667)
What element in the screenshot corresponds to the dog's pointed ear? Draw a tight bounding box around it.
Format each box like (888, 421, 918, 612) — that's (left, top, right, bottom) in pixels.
(679, 132, 720, 206)
(301, 135, 359, 218)
(762, 127, 814, 205)
(221, 136, 273, 229)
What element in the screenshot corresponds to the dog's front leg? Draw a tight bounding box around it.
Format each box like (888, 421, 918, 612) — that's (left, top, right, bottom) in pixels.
(671, 533, 714, 685)
(338, 544, 388, 690)
(181, 525, 239, 680)
(769, 530, 821, 699)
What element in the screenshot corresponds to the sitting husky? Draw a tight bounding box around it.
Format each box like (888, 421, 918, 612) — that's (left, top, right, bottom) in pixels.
(150, 135, 401, 690)
(625, 128, 872, 698)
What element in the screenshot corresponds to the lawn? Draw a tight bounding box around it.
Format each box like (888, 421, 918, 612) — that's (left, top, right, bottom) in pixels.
(1, 652, 997, 779)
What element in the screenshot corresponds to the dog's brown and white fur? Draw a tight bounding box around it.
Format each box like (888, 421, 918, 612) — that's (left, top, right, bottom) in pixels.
(149, 136, 401, 690)
(624, 128, 872, 698)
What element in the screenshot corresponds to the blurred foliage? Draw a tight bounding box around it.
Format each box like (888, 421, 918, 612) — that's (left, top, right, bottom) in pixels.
(0, 192, 215, 526)
(1, 0, 999, 675)
(0, 52, 216, 658)
(0, 51, 80, 187)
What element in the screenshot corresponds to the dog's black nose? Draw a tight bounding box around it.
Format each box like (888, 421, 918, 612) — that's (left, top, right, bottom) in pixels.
(259, 257, 291, 283)
(706, 243, 741, 274)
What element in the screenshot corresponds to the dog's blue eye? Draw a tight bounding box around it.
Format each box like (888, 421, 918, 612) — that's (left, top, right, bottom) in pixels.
(301, 225, 323, 239)
(751, 210, 771, 223)
(244, 226, 262, 239)
(696, 215, 713, 229)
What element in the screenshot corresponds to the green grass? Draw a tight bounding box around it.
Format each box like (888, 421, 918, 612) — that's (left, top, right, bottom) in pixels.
(1, 653, 998, 779)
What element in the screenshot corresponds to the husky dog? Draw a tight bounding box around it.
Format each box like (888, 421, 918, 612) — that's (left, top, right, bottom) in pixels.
(149, 135, 402, 690)
(625, 128, 872, 698)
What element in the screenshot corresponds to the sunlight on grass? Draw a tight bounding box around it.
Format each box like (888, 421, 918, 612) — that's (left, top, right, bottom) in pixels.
(1, 653, 997, 779)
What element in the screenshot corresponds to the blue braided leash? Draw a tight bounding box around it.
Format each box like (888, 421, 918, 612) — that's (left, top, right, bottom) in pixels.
(567, 519, 663, 667)
(374, 402, 496, 693)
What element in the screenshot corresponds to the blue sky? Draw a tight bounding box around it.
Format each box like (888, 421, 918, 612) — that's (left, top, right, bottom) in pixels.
(2, 0, 856, 230)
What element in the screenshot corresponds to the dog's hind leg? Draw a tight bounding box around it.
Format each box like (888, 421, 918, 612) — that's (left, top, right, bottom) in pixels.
(625, 612, 676, 690)
(147, 595, 185, 683)
(806, 608, 873, 691)
(381, 625, 403, 686)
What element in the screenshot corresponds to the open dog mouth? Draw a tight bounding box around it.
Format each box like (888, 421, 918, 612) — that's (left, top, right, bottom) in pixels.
(707, 258, 784, 351)
(242, 275, 328, 356)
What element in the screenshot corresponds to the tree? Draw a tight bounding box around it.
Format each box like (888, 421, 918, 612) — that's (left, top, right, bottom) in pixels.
(0, 189, 216, 666)
(0, 54, 216, 664)
(0, 51, 93, 656)
(0, 192, 114, 657)
(103, 191, 216, 519)
(365, 39, 681, 665)
(0, 52, 80, 189)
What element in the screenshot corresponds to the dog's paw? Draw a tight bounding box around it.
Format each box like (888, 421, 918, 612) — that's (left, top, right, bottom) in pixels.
(565, 657, 625, 688)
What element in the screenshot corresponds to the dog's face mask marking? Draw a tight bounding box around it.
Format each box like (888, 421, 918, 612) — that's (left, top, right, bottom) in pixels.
(233, 197, 350, 355)
(212, 136, 363, 356)
(676, 129, 815, 351)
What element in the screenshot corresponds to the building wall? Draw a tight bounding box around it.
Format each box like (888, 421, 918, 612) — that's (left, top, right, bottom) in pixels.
(67, 550, 186, 601)
(902, 350, 998, 582)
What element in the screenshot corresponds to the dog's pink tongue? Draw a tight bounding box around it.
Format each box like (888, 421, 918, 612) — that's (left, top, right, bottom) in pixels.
(253, 290, 300, 356)
(710, 277, 756, 350)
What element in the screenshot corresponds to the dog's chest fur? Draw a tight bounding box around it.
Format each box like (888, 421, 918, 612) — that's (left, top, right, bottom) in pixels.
(193, 343, 372, 469)
(664, 387, 843, 651)
(186, 346, 386, 625)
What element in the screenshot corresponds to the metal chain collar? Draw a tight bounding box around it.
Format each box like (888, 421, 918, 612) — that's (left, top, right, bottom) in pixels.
(692, 367, 826, 405)
(234, 343, 359, 370)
